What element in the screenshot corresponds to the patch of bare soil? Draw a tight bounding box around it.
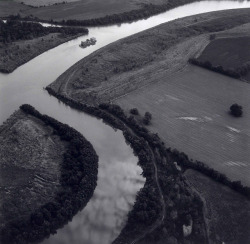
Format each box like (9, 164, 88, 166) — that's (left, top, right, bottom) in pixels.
(0, 110, 66, 229)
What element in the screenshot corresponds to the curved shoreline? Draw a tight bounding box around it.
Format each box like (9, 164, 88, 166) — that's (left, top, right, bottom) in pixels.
(0, 33, 85, 74)
(2, 0, 243, 28)
(46, 86, 250, 243)
(0, 105, 98, 244)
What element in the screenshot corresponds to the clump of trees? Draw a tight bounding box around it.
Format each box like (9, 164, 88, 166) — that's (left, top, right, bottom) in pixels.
(130, 108, 139, 115)
(0, 20, 88, 43)
(45, 87, 250, 243)
(46, 87, 250, 200)
(189, 58, 241, 79)
(143, 112, 152, 125)
(189, 58, 250, 80)
(230, 103, 243, 117)
(0, 104, 98, 244)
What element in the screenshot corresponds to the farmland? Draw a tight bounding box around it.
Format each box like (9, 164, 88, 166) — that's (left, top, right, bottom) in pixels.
(15, 0, 80, 7)
(185, 169, 250, 244)
(0, 109, 65, 230)
(116, 64, 250, 186)
(196, 36, 250, 81)
(198, 36, 250, 69)
(46, 9, 250, 186)
(0, 0, 165, 21)
(47, 8, 250, 105)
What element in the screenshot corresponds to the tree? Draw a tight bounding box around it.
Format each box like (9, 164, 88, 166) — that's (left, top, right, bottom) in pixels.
(130, 108, 139, 115)
(230, 103, 243, 117)
(143, 112, 152, 125)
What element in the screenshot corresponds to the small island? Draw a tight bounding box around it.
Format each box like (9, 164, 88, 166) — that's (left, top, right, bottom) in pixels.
(79, 37, 96, 48)
(0, 105, 98, 244)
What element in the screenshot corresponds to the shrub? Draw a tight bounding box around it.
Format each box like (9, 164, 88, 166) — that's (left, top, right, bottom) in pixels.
(143, 112, 152, 125)
(130, 108, 139, 115)
(230, 104, 243, 117)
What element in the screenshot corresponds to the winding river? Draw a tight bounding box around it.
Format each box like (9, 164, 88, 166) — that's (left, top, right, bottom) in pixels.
(1, 1, 250, 243)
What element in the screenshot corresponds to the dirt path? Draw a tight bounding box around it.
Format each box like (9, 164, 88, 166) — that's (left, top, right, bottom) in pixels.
(130, 147, 166, 244)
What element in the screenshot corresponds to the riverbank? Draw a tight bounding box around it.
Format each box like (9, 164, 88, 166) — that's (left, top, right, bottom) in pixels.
(0, 0, 241, 27)
(45, 86, 250, 243)
(45, 8, 250, 185)
(45, 88, 208, 243)
(0, 105, 98, 244)
(47, 8, 250, 104)
(0, 21, 88, 73)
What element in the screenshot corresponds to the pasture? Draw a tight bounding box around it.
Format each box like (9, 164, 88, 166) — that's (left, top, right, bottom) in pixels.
(197, 36, 250, 81)
(15, 0, 80, 7)
(1, 0, 167, 21)
(116, 64, 250, 186)
(185, 169, 250, 243)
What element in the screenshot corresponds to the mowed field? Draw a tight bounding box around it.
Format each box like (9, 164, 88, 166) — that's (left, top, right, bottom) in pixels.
(198, 36, 250, 69)
(15, 0, 80, 7)
(197, 36, 250, 81)
(185, 169, 250, 244)
(116, 64, 250, 186)
(0, 0, 165, 21)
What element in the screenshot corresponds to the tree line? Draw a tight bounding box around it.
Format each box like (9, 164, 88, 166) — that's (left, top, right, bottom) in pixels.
(45, 88, 207, 242)
(0, 104, 98, 244)
(45, 87, 250, 242)
(0, 19, 88, 43)
(190, 58, 250, 80)
(5, 0, 201, 28)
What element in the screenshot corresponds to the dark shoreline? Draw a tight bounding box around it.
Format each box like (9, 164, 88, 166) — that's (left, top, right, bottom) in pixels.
(3, 0, 206, 28)
(0, 105, 98, 244)
(46, 85, 250, 197)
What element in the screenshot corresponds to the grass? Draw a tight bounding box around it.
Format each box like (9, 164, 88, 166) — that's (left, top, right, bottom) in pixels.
(184, 169, 250, 243)
(197, 36, 250, 81)
(15, 0, 80, 7)
(0, 110, 66, 229)
(47, 9, 250, 187)
(0, 0, 165, 21)
(116, 64, 250, 187)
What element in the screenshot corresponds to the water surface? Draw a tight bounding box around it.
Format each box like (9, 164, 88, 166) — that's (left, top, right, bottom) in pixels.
(1, 1, 250, 243)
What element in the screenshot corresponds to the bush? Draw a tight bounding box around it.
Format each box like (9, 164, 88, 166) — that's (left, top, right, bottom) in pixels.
(130, 108, 139, 115)
(230, 104, 243, 117)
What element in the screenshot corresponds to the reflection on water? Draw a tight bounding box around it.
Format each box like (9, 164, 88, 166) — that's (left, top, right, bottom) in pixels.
(1, 1, 250, 243)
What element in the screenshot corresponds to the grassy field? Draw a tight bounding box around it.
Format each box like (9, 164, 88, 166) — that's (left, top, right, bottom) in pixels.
(47, 9, 250, 186)
(197, 36, 250, 81)
(0, 0, 165, 21)
(0, 110, 66, 229)
(0, 1, 30, 17)
(184, 169, 250, 244)
(15, 0, 80, 7)
(116, 64, 250, 186)
(48, 9, 250, 105)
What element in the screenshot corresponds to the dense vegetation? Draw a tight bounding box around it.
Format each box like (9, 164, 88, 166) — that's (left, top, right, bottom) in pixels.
(0, 104, 98, 244)
(4, 0, 203, 27)
(45, 87, 250, 242)
(0, 19, 88, 43)
(230, 103, 243, 117)
(46, 87, 250, 201)
(189, 58, 242, 79)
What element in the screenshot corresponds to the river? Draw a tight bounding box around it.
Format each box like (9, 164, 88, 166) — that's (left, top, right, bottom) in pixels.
(0, 1, 250, 244)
